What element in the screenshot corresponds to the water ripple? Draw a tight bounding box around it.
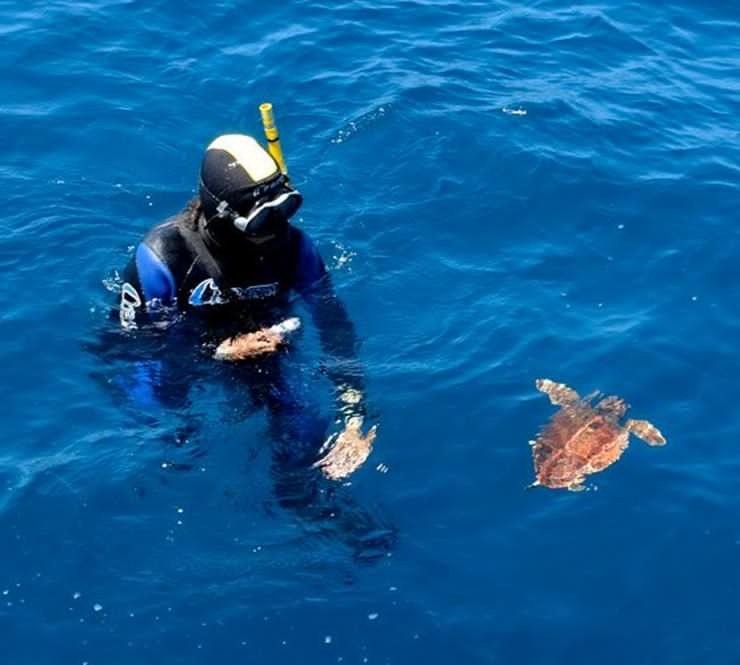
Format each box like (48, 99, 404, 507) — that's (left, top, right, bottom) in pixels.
(1, 0, 739, 662)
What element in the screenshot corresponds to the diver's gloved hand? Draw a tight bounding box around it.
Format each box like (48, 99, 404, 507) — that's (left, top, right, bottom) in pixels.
(313, 416, 378, 480)
(214, 317, 300, 361)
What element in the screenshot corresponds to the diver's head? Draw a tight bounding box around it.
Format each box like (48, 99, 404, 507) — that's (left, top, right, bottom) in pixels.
(199, 134, 302, 248)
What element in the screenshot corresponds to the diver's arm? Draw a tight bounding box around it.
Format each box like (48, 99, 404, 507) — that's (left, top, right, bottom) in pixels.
(118, 243, 178, 329)
(107, 244, 182, 412)
(293, 230, 367, 420)
(301, 276, 381, 481)
(307, 277, 367, 416)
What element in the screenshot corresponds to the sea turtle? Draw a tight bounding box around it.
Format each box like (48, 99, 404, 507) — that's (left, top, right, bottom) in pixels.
(530, 378, 666, 491)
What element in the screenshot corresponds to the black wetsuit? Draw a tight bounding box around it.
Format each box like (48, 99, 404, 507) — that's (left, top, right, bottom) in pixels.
(119, 205, 328, 330)
(116, 204, 365, 451)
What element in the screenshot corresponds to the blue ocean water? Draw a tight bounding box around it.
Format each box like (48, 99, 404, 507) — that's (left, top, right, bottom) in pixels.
(1, 1, 739, 663)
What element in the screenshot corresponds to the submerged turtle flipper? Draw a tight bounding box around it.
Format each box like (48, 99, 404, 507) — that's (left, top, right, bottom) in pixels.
(535, 378, 580, 406)
(627, 419, 666, 446)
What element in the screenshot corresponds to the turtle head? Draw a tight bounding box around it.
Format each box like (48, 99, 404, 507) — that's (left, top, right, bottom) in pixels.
(597, 396, 628, 419)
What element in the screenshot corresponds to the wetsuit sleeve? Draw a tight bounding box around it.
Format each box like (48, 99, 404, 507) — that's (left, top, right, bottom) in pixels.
(134, 243, 176, 304)
(113, 240, 179, 413)
(292, 230, 367, 421)
(119, 242, 177, 328)
(292, 229, 328, 294)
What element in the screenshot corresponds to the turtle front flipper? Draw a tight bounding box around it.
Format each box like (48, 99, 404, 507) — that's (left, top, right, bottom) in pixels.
(535, 378, 580, 406)
(627, 419, 666, 446)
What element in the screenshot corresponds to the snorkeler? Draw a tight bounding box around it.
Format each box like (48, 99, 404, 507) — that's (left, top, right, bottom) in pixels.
(118, 131, 375, 477)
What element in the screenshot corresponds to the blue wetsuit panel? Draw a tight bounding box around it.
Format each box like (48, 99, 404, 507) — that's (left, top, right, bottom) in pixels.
(293, 230, 327, 294)
(113, 359, 165, 412)
(135, 243, 177, 305)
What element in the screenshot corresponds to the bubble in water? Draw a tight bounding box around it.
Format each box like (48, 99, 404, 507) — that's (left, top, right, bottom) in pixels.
(330, 104, 392, 144)
(102, 271, 123, 293)
(331, 243, 357, 271)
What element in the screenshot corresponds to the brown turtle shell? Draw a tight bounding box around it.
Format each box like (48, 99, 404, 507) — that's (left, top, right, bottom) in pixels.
(532, 399, 629, 490)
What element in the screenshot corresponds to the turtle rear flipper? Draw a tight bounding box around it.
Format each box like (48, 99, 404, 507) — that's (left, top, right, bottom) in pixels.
(535, 378, 580, 406)
(627, 419, 666, 446)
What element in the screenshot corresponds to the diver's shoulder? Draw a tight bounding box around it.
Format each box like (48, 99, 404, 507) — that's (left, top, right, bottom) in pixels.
(289, 225, 327, 288)
(141, 203, 199, 259)
(143, 220, 181, 247)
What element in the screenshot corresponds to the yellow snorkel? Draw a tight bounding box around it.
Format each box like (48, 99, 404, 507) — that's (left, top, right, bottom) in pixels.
(259, 102, 288, 176)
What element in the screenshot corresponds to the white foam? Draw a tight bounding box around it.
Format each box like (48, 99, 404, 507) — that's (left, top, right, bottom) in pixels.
(269, 317, 301, 335)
